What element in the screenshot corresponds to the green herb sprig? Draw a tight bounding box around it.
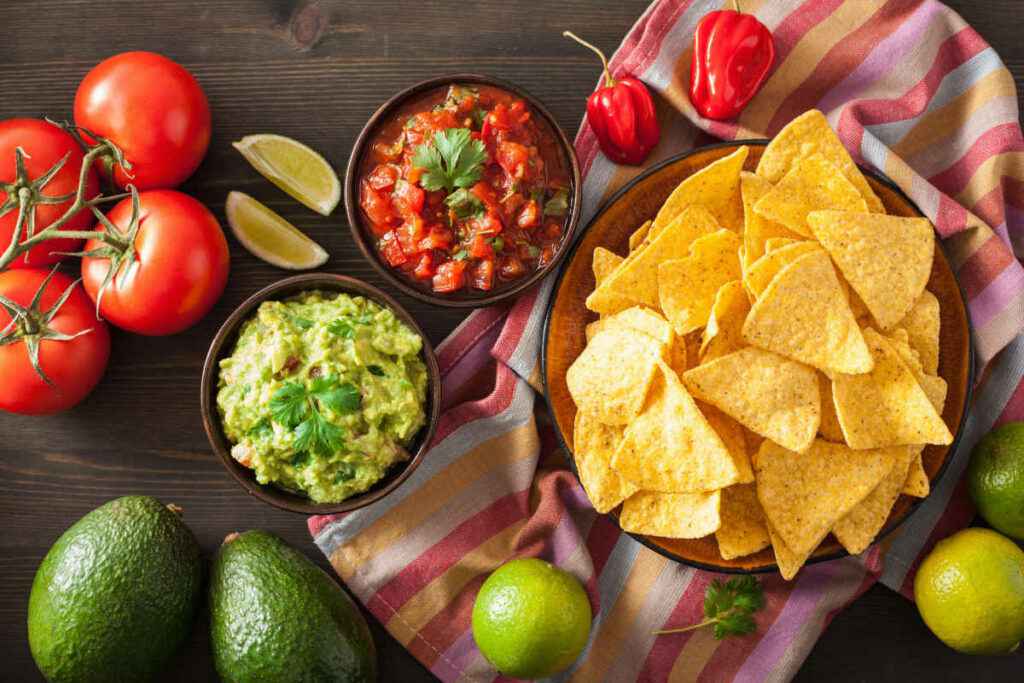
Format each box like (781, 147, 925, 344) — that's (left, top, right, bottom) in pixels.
(412, 128, 487, 193)
(653, 576, 764, 640)
(269, 375, 360, 457)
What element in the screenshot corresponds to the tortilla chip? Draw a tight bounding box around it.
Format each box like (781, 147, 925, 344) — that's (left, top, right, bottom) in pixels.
(619, 489, 721, 539)
(593, 247, 624, 286)
(743, 241, 823, 300)
(755, 438, 896, 555)
(817, 372, 845, 442)
(831, 328, 952, 448)
(886, 329, 948, 414)
(573, 412, 639, 513)
(740, 172, 802, 272)
(742, 250, 873, 374)
(716, 484, 771, 560)
(767, 520, 817, 581)
(684, 331, 703, 371)
(629, 220, 653, 252)
(903, 446, 930, 497)
(684, 347, 820, 453)
(611, 363, 740, 492)
(658, 230, 742, 335)
(567, 327, 664, 425)
(700, 280, 751, 363)
(653, 146, 748, 234)
(807, 210, 934, 330)
(896, 290, 940, 374)
(754, 154, 868, 237)
(765, 237, 801, 252)
(833, 445, 916, 555)
(586, 306, 674, 346)
(699, 401, 755, 484)
(755, 109, 884, 213)
(586, 205, 719, 313)
(668, 336, 689, 379)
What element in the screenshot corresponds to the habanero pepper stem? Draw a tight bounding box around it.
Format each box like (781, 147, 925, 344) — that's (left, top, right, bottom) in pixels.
(563, 31, 660, 166)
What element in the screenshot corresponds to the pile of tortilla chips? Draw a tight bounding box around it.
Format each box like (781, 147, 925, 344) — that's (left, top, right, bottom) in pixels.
(566, 110, 952, 580)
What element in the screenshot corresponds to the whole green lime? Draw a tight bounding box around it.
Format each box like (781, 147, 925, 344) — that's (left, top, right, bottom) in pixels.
(914, 527, 1024, 655)
(968, 422, 1024, 540)
(472, 558, 592, 679)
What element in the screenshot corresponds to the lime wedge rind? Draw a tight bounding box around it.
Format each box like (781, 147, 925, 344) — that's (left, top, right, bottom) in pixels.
(232, 134, 341, 216)
(225, 191, 329, 270)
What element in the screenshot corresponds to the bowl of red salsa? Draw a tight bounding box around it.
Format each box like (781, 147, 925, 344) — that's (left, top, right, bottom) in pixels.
(345, 74, 582, 307)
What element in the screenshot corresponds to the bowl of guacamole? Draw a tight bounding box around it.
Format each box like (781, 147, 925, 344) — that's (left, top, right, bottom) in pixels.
(202, 274, 440, 514)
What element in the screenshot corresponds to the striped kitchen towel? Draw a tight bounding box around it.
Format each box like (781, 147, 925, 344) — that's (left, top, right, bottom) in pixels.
(310, 1, 1024, 680)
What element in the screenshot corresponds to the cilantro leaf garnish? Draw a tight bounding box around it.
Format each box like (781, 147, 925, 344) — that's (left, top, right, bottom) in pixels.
(444, 188, 485, 219)
(269, 382, 310, 428)
(328, 312, 376, 339)
(268, 376, 359, 457)
(654, 576, 764, 640)
(543, 188, 569, 216)
(413, 128, 487, 193)
(310, 375, 361, 414)
(294, 410, 344, 456)
(333, 462, 357, 484)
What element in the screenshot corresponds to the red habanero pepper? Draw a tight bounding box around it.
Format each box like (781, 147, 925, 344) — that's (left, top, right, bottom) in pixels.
(563, 31, 660, 166)
(689, 4, 775, 121)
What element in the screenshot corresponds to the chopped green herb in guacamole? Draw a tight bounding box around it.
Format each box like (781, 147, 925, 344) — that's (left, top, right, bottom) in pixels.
(216, 291, 428, 503)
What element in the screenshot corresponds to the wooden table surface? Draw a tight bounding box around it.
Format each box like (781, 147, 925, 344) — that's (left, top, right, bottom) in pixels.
(1, 1, 1022, 681)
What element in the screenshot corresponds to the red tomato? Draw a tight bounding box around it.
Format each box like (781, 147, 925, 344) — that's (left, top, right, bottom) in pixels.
(432, 260, 467, 293)
(0, 269, 110, 415)
(81, 190, 229, 335)
(74, 52, 211, 190)
(470, 260, 494, 291)
(0, 119, 100, 269)
(413, 253, 435, 280)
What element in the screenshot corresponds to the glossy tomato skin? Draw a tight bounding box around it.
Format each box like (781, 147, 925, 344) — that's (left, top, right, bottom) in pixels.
(81, 190, 229, 336)
(0, 269, 110, 415)
(74, 51, 211, 190)
(0, 119, 100, 269)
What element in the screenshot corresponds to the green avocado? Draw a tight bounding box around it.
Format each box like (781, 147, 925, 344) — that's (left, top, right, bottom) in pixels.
(209, 530, 377, 682)
(27, 496, 203, 683)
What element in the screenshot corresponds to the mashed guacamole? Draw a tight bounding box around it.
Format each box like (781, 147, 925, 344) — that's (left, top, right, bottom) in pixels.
(217, 291, 428, 503)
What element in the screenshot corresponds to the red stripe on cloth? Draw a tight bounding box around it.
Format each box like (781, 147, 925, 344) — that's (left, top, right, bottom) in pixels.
(838, 26, 989, 128)
(406, 573, 486, 667)
(955, 233, 1017, 300)
(490, 286, 540, 364)
(587, 514, 623, 580)
(771, 0, 846, 67)
(366, 489, 531, 616)
(994, 377, 1024, 427)
(927, 123, 1024, 196)
(933, 192, 969, 237)
(436, 305, 510, 376)
(973, 176, 1024, 230)
(767, 1, 921, 135)
(897, 479, 976, 599)
(639, 572, 714, 682)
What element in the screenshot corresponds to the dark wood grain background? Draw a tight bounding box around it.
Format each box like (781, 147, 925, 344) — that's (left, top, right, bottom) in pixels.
(1, 1, 1021, 681)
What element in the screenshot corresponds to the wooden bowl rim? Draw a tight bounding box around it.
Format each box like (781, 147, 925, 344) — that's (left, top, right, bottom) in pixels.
(343, 72, 583, 309)
(540, 139, 976, 574)
(200, 273, 442, 515)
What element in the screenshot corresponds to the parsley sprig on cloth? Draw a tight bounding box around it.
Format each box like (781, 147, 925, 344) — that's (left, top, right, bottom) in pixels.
(653, 576, 765, 640)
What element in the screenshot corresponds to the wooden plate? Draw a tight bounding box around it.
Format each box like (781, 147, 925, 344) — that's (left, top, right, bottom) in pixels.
(541, 141, 974, 573)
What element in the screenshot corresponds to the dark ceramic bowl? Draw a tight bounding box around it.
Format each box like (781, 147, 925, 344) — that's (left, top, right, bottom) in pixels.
(541, 141, 974, 574)
(201, 273, 442, 515)
(344, 73, 582, 308)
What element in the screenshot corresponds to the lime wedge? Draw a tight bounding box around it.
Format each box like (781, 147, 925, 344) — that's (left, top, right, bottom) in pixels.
(225, 191, 329, 270)
(232, 134, 341, 216)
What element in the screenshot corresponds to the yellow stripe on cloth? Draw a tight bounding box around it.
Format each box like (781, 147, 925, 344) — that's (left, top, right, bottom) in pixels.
(569, 550, 668, 682)
(955, 150, 1024, 207)
(667, 626, 721, 683)
(329, 423, 539, 581)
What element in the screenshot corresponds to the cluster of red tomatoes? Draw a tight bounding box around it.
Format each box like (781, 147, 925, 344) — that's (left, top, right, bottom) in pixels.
(0, 52, 229, 416)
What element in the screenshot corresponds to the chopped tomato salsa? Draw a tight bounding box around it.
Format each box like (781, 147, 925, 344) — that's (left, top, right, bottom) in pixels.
(359, 84, 572, 294)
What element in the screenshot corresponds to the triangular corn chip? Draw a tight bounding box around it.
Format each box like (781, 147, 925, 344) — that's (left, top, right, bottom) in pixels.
(585, 306, 674, 346)
(743, 241, 822, 300)
(592, 246, 624, 286)
(611, 363, 740, 492)
(755, 109, 884, 213)
(740, 172, 802, 271)
(817, 372, 845, 442)
(619, 489, 721, 539)
(743, 250, 873, 374)
(753, 154, 868, 237)
(832, 328, 952, 448)
(885, 328, 948, 414)
(755, 439, 896, 555)
(833, 445, 916, 555)
(573, 411, 638, 513)
(567, 327, 664, 425)
(807, 210, 934, 330)
(902, 445, 930, 497)
(653, 147, 748, 234)
(684, 347, 820, 453)
(896, 290, 940, 374)
(629, 219, 653, 252)
(717, 484, 770, 560)
(586, 205, 718, 313)
(700, 280, 751, 363)
(658, 230, 742, 335)
(765, 237, 800, 252)
(767, 520, 817, 581)
(699, 401, 755, 484)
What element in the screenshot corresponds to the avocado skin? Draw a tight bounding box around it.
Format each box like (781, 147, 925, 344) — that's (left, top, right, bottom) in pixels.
(209, 530, 377, 683)
(27, 495, 203, 683)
